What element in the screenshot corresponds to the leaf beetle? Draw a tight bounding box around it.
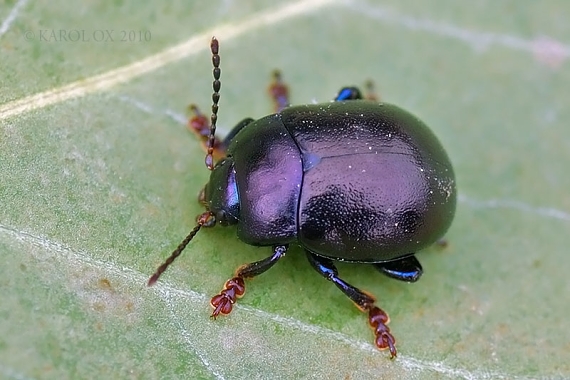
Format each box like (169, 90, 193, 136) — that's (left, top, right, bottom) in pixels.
(149, 37, 457, 358)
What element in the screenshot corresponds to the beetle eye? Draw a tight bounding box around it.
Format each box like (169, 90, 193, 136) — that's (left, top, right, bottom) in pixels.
(216, 210, 228, 225)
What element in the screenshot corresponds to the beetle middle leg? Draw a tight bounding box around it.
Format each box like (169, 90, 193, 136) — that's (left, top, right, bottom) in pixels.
(267, 69, 290, 113)
(306, 251, 397, 358)
(210, 244, 288, 318)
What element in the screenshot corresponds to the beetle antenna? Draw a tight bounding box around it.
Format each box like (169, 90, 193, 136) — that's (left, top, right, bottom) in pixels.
(205, 36, 221, 170)
(148, 211, 213, 286)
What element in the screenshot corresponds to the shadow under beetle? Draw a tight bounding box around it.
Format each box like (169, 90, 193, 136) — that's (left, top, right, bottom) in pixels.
(149, 37, 457, 359)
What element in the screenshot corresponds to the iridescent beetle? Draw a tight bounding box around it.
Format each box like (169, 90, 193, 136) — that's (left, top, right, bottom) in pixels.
(149, 37, 456, 358)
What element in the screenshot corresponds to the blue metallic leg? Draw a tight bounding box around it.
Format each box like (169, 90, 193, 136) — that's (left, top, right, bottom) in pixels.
(306, 250, 374, 309)
(334, 86, 363, 101)
(373, 255, 423, 283)
(306, 250, 398, 358)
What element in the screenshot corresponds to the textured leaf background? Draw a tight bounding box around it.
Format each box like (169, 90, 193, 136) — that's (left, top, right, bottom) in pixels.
(1, 0, 569, 379)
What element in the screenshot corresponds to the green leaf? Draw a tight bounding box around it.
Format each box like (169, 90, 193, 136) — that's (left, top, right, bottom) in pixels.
(2, 0, 569, 378)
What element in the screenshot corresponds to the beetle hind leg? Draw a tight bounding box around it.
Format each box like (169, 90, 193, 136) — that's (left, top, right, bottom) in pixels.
(334, 79, 380, 102)
(210, 245, 288, 318)
(374, 254, 423, 283)
(306, 251, 397, 358)
(334, 87, 363, 101)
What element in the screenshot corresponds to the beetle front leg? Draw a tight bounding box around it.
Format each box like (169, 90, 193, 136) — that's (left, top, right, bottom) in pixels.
(187, 105, 254, 162)
(306, 251, 397, 358)
(210, 245, 288, 318)
(187, 104, 225, 160)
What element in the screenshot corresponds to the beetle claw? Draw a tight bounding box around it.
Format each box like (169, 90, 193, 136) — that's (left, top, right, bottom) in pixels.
(368, 306, 397, 358)
(210, 277, 246, 318)
(210, 294, 233, 318)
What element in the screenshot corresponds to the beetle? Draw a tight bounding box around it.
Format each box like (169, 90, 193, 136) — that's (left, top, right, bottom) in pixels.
(148, 37, 456, 359)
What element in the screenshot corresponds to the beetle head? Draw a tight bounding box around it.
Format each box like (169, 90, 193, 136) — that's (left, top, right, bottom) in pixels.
(200, 157, 240, 226)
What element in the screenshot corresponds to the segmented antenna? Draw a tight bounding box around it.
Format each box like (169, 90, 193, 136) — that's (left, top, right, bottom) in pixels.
(147, 211, 213, 286)
(147, 37, 220, 287)
(205, 37, 221, 170)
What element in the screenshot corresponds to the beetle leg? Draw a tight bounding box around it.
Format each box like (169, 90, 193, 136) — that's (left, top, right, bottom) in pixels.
(306, 251, 374, 308)
(210, 245, 288, 318)
(334, 86, 363, 101)
(373, 255, 423, 283)
(305, 251, 397, 358)
(267, 69, 290, 113)
(335, 81, 380, 101)
(187, 106, 254, 163)
(186, 104, 226, 161)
